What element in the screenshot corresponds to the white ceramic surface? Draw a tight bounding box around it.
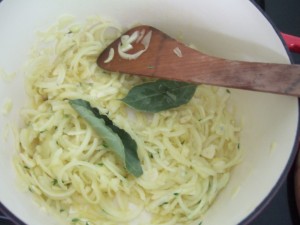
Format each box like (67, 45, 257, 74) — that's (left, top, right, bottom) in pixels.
(0, 0, 298, 225)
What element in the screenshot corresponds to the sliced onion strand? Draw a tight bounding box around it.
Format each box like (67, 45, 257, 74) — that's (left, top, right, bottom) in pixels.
(117, 30, 152, 60)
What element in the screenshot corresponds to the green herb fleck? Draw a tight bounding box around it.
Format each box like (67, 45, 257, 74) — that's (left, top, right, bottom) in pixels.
(23, 165, 30, 169)
(85, 222, 90, 225)
(199, 222, 203, 225)
(226, 89, 231, 94)
(237, 143, 240, 149)
(59, 209, 65, 213)
(173, 193, 179, 196)
(102, 141, 108, 148)
(52, 179, 58, 186)
(28, 187, 33, 192)
(97, 163, 104, 166)
(71, 218, 80, 223)
(160, 202, 168, 206)
(102, 209, 109, 214)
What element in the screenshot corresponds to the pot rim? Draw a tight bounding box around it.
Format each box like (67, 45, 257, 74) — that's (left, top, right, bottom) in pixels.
(0, 1, 299, 225)
(237, 1, 300, 224)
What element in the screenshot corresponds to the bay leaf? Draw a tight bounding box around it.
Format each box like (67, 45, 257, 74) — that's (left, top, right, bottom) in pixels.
(121, 80, 197, 112)
(69, 99, 143, 177)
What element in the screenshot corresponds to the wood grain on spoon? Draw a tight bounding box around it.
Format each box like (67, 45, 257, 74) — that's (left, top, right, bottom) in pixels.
(97, 25, 300, 96)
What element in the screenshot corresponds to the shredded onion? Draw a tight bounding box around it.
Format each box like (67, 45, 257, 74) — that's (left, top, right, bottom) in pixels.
(173, 47, 183, 57)
(118, 30, 152, 60)
(119, 31, 139, 52)
(14, 16, 242, 225)
(127, 31, 139, 43)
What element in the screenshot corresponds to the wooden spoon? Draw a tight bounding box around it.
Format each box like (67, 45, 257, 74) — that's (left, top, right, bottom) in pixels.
(97, 25, 300, 96)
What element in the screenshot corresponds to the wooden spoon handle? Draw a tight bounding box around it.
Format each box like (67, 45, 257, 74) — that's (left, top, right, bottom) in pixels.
(154, 49, 300, 96)
(142, 32, 300, 96)
(216, 61, 300, 96)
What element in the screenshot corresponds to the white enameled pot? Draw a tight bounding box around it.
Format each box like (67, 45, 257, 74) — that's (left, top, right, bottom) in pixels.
(0, 0, 299, 225)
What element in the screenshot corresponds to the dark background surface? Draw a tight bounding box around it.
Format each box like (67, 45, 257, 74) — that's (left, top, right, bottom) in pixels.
(0, 0, 300, 224)
(250, 0, 300, 225)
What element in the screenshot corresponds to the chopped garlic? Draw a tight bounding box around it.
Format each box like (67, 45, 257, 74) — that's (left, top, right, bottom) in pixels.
(127, 30, 139, 43)
(201, 145, 216, 159)
(104, 48, 115, 63)
(173, 47, 182, 57)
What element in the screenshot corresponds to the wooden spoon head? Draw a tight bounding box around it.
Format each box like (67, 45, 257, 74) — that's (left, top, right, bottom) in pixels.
(97, 25, 192, 78)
